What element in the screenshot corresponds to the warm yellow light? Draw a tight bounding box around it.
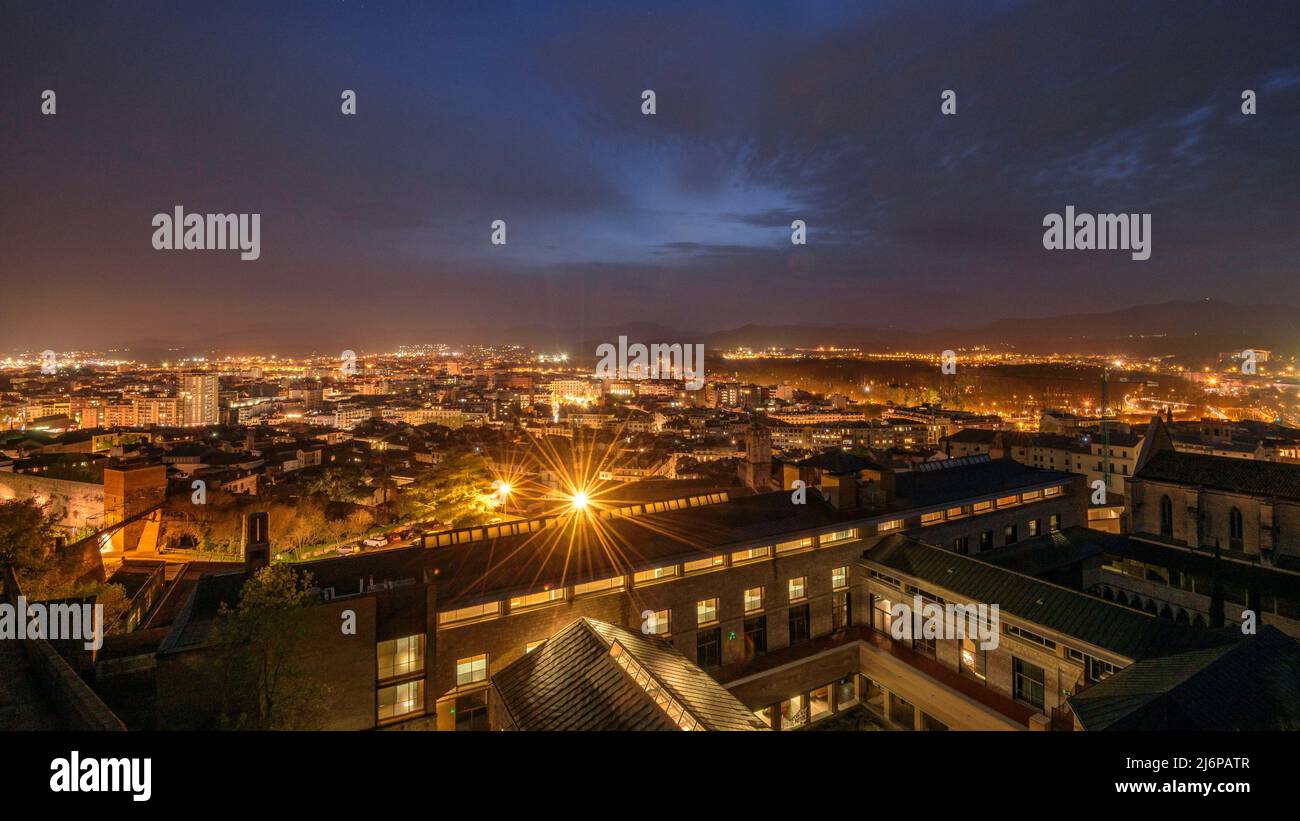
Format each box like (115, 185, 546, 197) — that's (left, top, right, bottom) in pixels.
(497, 482, 512, 496)
(570, 491, 590, 510)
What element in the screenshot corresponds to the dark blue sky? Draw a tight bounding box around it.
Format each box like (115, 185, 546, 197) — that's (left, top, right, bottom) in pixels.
(2, 0, 1298, 352)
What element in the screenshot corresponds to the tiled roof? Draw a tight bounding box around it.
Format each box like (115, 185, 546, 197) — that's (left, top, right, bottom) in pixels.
(491, 618, 767, 731)
(1136, 449, 1300, 500)
(1069, 626, 1300, 730)
(864, 535, 1238, 661)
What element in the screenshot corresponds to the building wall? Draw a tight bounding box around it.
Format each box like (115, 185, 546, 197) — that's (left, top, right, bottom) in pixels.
(0, 470, 104, 532)
(1130, 476, 1300, 562)
(908, 483, 1086, 553)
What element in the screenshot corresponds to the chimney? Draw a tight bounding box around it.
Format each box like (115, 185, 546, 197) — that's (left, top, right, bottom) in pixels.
(243, 511, 271, 573)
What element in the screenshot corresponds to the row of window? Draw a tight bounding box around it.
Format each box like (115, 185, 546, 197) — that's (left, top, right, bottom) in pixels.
(917, 486, 1064, 528)
(437, 530, 861, 626)
(427, 493, 732, 546)
(1157, 495, 1250, 549)
(645, 566, 850, 640)
(951, 514, 1062, 554)
(867, 593, 1118, 711)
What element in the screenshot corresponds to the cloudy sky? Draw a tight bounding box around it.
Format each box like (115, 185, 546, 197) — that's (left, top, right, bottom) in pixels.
(2, 0, 1298, 352)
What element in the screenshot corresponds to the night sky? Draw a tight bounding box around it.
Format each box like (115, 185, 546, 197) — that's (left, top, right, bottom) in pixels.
(2, 1, 1298, 353)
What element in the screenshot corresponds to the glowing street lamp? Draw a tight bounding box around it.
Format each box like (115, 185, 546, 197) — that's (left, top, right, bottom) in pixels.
(494, 480, 513, 516)
(570, 490, 590, 511)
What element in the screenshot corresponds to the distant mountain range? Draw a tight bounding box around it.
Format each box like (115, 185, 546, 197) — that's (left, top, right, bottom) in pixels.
(109, 299, 1297, 362)
(508, 299, 1300, 362)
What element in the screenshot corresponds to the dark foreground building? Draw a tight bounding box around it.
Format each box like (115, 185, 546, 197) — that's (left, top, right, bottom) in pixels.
(82, 451, 1300, 731)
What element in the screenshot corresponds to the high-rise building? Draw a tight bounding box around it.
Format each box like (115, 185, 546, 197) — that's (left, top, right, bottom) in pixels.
(181, 373, 220, 426)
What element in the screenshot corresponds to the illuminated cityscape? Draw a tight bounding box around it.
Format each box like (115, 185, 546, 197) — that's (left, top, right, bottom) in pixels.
(1, 0, 1298, 803)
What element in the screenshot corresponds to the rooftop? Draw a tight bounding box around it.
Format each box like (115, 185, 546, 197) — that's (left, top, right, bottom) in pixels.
(864, 535, 1237, 661)
(491, 618, 767, 731)
(1136, 448, 1300, 501)
(1069, 626, 1300, 730)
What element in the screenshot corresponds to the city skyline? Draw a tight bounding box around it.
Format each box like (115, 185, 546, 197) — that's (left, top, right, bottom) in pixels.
(4, 0, 1300, 350)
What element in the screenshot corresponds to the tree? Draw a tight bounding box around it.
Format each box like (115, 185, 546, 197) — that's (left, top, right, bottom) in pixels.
(216, 564, 327, 730)
(0, 498, 129, 624)
(406, 448, 495, 527)
(0, 498, 60, 578)
(302, 465, 366, 503)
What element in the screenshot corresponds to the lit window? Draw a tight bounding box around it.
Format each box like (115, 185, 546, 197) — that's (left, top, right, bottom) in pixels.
(776, 536, 813, 553)
(437, 601, 500, 625)
(788, 576, 807, 601)
(960, 637, 987, 681)
(377, 634, 425, 680)
(820, 528, 857, 544)
(573, 575, 625, 596)
(683, 555, 725, 573)
(832, 566, 849, 590)
(973, 500, 992, 514)
(1044, 486, 1062, 497)
(696, 598, 719, 625)
(731, 546, 771, 563)
(946, 506, 964, 517)
(997, 495, 1019, 508)
(455, 653, 488, 686)
(920, 511, 944, 526)
(377, 679, 423, 722)
(877, 519, 903, 533)
(1022, 489, 1042, 501)
(643, 608, 671, 635)
(743, 587, 764, 613)
(633, 565, 678, 583)
(510, 588, 564, 609)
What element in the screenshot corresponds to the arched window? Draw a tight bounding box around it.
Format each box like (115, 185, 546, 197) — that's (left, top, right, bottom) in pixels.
(1229, 507, 1244, 551)
(1159, 495, 1174, 538)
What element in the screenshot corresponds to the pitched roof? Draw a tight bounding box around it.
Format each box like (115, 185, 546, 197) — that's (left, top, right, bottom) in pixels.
(1135, 449, 1300, 501)
(864, 535, 1237, 661)
(491, 618, 767, 731)
(894, 458, 1074, 510)
(944, 428, 998, 445)
(1069, 626, 1300, 730)
(794, 449, 887, 473)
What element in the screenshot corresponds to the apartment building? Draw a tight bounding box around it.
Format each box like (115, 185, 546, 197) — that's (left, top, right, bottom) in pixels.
(181, 373, 220, 427)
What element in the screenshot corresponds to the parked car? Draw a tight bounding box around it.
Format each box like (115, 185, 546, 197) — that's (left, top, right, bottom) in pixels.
(361, 536, 386, 548)
(335, 545, 357, 556)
